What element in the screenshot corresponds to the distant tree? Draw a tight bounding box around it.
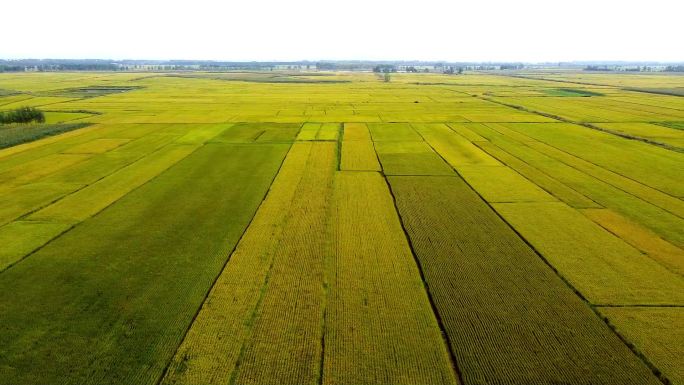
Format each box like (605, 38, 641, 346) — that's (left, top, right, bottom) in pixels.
(664, 65, 684, 72)
(584, 65, 612, 71)
(374, 65, 396, 73)
(0, 65, 23, 72)
(0, 107, 45, 125)
(384, 73, 391, 82)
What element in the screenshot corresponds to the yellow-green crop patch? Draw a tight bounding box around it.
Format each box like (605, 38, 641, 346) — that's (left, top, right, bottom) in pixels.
(501, 122, 684, 197)
(28, 144, 198, 223)
(340, 140, 380, 171)
(414, 123, 501, 167)
(465, 121, 684, 246)
(597, 307, 684, 385)
(374, 141, 454, 175)
(62, 138, 130, 154)
(582, 208, 684, 277)
(368, 123, 423, 141)
(342, 122, 372, 141)
(493, 202, 684, 305)
(457, 165, 557, 203)
(474, 141, 601, 208)
(0, 182, 83, 227)
(42, 111, 94, 124)
(295, 122, 340, 141)
(211, 122, 301, 143)
(591, 122, 684, 149)
(0, 220, 71, 271)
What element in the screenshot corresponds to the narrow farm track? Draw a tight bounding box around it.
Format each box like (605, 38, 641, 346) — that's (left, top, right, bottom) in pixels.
(0, 71, 682, 385)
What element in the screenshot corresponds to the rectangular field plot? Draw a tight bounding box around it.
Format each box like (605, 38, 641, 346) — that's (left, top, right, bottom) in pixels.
(466, 123, 684, 247)
(501, 122, 684, 197)
(0, 220, 71, 271)
(0, 182, 83, 227)
(493, 202, 684, 305)
(296, 122, 340, 141)
(174, 123, 234, 144)
(521, 137, 684, 217)
(296, 122, 321, 140)
(0, 153, 90, 186)
(62, 138, 130, 154)
(368, 123, 423, 141)
(340, 122, 380, 171)
(374, 141, 454, 175)
(318, 122, 340, 140)
(598, 307, 684, 385)
(474, 141, 601, 208)
(582, 208, 684, 277)
(388, 175, 660, 385)
(342, 122, 372, 141)
(413, 123, 501, 167)
(110, 133, 180, 156)
(493, 96, 684, 122)
(592, 122, 684, 149)
(97, 123, 173, 140)
(0, 143, 289, 385)
(340, 140, 380, 171)
(457, 165, 557, 202)
(42, 151, 145, 185)
(42, 111, 94, 124)
(212, 122, 301, 143)
(28, 144, 199, 223)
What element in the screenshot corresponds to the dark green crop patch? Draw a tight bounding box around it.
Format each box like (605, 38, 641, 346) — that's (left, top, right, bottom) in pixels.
(47, 85, 143, 98)
(0, 122, 91, 149)
(544, 88, 604, 97)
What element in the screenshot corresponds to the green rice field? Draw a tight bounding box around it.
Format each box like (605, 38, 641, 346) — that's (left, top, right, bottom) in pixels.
(0, 70, 682, 385)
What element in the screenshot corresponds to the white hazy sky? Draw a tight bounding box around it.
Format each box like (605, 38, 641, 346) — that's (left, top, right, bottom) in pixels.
(2, 0, 683, 62)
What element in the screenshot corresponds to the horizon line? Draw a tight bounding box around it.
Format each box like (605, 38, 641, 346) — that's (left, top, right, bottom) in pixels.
(2, 58, 684, 65)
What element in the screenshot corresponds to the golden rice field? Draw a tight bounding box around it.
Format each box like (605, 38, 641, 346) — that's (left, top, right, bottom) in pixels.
(0, 70, 682, 385)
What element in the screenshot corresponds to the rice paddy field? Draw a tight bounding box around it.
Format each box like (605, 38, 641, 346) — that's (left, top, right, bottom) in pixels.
(0, 70, 682, 385)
